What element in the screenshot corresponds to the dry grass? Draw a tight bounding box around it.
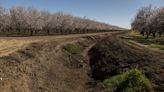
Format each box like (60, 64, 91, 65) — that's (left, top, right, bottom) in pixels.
(0, 31, 118, 56)
(0, 32, 111, 92)
(0, 39, 42, 56)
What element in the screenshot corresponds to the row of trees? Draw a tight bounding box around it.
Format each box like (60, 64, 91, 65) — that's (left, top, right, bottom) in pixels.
(0, 6, 118, 36)
(131, 5, 164, 38)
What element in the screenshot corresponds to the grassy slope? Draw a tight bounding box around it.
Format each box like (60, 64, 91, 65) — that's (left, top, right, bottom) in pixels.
(121, 31, 164, 51)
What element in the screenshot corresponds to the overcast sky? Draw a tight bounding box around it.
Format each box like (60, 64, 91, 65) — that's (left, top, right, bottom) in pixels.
(0, 0, 164, 28)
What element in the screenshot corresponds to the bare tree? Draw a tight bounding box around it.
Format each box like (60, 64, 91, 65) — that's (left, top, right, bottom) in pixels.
(154, 7, 164, 37)
(132, 5, 164, 38)
(0, 6, 4, 32)
(131, 5, 153, 38)
(40, 10, 53, 35)
(27, 7, 41, 35)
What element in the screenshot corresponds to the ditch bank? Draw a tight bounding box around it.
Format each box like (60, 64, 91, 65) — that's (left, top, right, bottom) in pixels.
(0, 34, 163, 92)
(88, 36, 164, 92)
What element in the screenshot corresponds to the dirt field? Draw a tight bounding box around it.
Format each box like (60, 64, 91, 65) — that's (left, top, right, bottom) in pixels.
(0, 31, 163, 92)
(0, 31, 122, 92)
(0, 32, 119, 56)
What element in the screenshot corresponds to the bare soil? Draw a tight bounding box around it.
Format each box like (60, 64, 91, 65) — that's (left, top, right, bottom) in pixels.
(0, 31, 163, 92)
(0, 32, 119, 92)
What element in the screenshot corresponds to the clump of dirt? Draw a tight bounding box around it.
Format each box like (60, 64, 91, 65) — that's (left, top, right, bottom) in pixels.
(88, 36, 164, 92)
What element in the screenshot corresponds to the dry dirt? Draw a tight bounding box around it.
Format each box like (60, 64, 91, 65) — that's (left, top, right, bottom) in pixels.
(0, 32, 118, 56)
(0, 31, 163, 92)
(0, 31, 120, 92)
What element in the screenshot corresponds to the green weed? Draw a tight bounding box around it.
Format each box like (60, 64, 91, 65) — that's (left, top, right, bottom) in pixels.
(64, 43, 80, 54)
(103, 68, 153, 92)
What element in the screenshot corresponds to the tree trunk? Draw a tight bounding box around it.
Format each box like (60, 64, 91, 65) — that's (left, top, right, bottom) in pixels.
(30, 30, 33, 36)
(47, 29, 50, 35)
(23, 29, 26, 35)
(152, 32, 156, 38)
(159, 32, 162, 37)
(146, 32, 149, 39)
(140, 31, 144, 36)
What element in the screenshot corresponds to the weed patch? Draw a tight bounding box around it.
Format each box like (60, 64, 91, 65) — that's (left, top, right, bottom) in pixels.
(103, 69, 154, 92)
(64, 43, 81, 54)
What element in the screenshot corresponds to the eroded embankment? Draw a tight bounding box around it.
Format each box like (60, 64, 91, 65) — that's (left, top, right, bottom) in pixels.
(89, 36, 164, 92)
(0, 34, 106, 92)
(0, 33, 163, 92)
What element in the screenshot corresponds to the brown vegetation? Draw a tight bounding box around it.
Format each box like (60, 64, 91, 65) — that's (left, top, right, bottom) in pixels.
(0, 32, 114, 92)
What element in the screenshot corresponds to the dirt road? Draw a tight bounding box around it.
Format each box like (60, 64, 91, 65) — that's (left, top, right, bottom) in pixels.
(0, 31, 121, 56)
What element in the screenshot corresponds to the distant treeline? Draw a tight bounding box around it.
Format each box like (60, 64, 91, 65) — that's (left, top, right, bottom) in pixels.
(131, 5, 164, 38)
(0, 6, 122, 36)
